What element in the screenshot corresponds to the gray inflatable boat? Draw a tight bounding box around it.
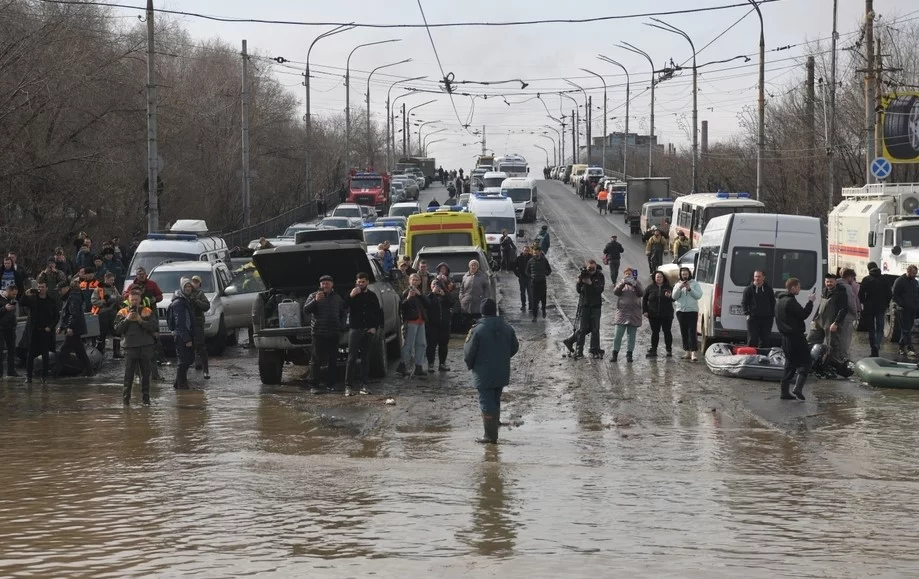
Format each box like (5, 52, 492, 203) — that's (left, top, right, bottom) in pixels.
(704, 342, 786, 381)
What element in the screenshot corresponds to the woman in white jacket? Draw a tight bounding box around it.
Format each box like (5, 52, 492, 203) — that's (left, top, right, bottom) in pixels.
(671, 266, 703, 361)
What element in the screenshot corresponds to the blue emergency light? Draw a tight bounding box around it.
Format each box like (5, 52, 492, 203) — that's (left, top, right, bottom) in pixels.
(147, 233, 197, 241)
(648, 197, 673, 202)
(715, 191, 752, 199)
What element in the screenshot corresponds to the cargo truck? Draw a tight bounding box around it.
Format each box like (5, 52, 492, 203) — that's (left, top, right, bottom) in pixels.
(625, 177, 671, 234)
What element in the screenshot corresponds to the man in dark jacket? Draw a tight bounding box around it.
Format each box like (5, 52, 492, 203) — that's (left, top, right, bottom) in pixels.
(425, 276, 454, 373)
(892, 265, 919, 357)
(53, 281, 93, 377)
(807, 273, 854, 377)
(345, 272, 382, 396)
(536, 225, 550, 254)
(859, 261, 893, 357)
(513, 246, 532, 312)
(741, 270, 776, 347)
(526, 246, 552, 321)
(115, 287, 158, 405)
(0, 285, 19, 377)
(20, 282, 58, 383)
(168, 278, 196, 390)
(464, 298, 519, 444)
(603, 235, 624, 279)
(303, 274, 348, 394)
(563, 259, 605, 359)
(775, 277, 817, 400)
(188, 276, 211, 379)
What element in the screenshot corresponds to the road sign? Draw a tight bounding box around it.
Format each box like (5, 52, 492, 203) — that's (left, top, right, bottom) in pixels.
(871, 157, 892, 180)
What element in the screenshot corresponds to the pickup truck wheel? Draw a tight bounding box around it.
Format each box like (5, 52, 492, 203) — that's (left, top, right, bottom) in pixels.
(369, 330, 387, 378)
(258, 349, 284, 385)
(206, 317, 227, 356)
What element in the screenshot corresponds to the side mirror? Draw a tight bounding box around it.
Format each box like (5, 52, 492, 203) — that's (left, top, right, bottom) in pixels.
(224, 284, 238, 296)
(892, 245, 902, 256)
(868, 231, 876, 248)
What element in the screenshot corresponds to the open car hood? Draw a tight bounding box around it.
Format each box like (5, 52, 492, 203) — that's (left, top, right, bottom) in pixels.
(252, 245, 374, 290)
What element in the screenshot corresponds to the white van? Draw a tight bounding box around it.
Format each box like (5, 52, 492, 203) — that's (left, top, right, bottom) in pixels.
(127, 219, 231, 276)
(467, 194, 519, 263)
(500, 177, 538, 223)
(694, 213, 826, 353)
(481, 171, 509, 195)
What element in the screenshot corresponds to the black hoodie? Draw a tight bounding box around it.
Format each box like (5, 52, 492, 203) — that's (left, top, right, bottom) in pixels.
(859, 268, 892, 315)
(775, 291, 814, 335)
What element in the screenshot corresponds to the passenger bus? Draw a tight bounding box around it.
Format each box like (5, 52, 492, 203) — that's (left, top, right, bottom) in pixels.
(494, 154, 528, 177)
(672, 192, 765, 248)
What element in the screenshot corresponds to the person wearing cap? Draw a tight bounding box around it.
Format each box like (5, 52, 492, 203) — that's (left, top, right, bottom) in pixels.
(603, 235, 624, 280)
(858, 261, 892, 357)
(463, 297, 519, 444)
(671, 230, 691, 260)
(97, 246, 125, 288)
(188, 275, 212, 379)
(52, 280, 93, 378)
(115, 287, 157, 405)
(536, 224, 550, 254)
(168, 277, 196, 390)
(303, 274, 348, 394)
(892, 264, 919, 357)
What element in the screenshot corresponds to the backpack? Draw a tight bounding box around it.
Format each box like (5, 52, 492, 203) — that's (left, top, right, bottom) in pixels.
(166, 302, 176, 332)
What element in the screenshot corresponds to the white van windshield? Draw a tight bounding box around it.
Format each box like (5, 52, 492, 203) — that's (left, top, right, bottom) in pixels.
(483, 177, 505, 188)
(729, 247, 818, 290)
(150, 270, 216, 294)
(130, 252, 197, 276)
(502, 188, 533, 203)
(477, 216, 516, 234)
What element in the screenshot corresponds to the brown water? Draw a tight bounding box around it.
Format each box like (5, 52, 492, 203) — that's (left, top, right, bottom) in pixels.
(2, 367, 919, 578)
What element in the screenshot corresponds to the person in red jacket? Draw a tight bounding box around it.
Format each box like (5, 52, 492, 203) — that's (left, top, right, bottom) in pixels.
(123, 267, 163, 303)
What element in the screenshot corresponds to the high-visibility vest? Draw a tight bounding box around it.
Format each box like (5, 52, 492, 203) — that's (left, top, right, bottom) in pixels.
(597, 189, 609, 201)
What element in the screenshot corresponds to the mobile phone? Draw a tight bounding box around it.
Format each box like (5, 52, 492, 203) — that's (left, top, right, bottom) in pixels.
(632, 269, 639, 279)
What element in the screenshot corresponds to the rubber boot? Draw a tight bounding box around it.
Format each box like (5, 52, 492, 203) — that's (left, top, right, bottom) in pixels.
(792, 373, 807, 401)
(779, 379, 796, 400)
(626, 351, 633, 363)
(562, 336, 575, 355)
(122, 384, 132, 405)
(611, 351, 619, 362)
(112, 339, 122, 359)
(476, 413, 498, 444)
(573, 347, 584, 360)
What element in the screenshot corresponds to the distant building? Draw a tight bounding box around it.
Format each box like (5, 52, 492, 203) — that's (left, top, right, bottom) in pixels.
(580, 132, 667, 163)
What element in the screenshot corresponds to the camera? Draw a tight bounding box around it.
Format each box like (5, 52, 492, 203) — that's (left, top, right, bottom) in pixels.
(578, 267, 591, 281)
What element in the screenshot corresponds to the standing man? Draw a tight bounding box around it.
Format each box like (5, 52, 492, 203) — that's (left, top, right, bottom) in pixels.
(807, 273, 854, 378)
(835, 268, 859, 362)
(603, 235, 624, 280)
(317, 195, 327, 218)
(188, 275, 211, 379)
(0, 284, 18, 377)
(892, 264, 919, 357)
(463, 298, 519, 445)
(20, 282, 58, 383)
(90, 271, 122, 357)
(345, 272, 382, 397)
(53, 280, 93, 377)
(775, 277, 817, 400)
(115, 287, 157, 405)
(303, 275, 348, 395)
(526, 245, 552, 321)
(858, 261, 892, 357)
(645, 228, 667, 272)
(536, 225, 551, 254)
(37, 259, 67, 296)
(741, 270, 776, 347)
(671, 230, 691, 260)
(562, 259, 605, 359)
(168, 278, 196, 390)
(513, 246, 532, 312)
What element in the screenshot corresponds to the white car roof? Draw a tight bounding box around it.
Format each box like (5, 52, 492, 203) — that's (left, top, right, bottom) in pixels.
(391, 201, 420, 208)
(149, 260, 218, 273)
(501, 177, 535, 187)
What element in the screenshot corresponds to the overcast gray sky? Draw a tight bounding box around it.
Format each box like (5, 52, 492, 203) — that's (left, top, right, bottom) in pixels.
(114, 0, 917, 170)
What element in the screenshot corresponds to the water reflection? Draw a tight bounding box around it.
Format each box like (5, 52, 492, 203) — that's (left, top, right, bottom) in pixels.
(463, 447, 517, 557)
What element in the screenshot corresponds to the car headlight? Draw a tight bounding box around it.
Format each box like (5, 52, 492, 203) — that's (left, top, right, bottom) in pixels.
(205, 308, 218, 318)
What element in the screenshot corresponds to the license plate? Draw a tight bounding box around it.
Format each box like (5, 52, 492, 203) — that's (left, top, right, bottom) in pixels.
(296, 332, 310, 340)
(159, 321, 168, 331)
(729, 305, 744, 315)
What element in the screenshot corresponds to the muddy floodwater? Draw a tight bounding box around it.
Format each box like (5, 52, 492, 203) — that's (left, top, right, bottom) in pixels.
(3, 182, 919, 577)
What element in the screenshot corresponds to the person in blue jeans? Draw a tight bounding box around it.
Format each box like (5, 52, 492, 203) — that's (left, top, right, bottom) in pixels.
(858, 262, 892, 357)
(513, 246, 532, 312)
(397, 274, 429, 378)
(168, 278, 196, 390)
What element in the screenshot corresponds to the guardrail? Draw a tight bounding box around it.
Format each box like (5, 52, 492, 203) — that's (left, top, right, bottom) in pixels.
(220, 191, 341, 249)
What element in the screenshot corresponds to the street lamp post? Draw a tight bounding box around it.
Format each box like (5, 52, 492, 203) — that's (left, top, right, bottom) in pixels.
(367, 57, 411, 166)
(647, 18, 698, 192)
(416, 120, 439, 153)
(535, 133, 557, 165)
(748, 0, 766, 202)
(422, 130, 447, 156)
(619, 42, 655, 177)
(534, 144, 550, 168)
(405, 100, 436, 155)
(386, 77, 426, 170)
(346, 39, 400, 173)
(581, 68, 607, 174)
(543, 124, 563, 165)
(559, 92, 579, 162)
(424, 138, 446, 156)
(306, 24, 352, 202)
(565, 80, 590, 163)
(390, 91, 417, 159)
(597, 56, 630, 179)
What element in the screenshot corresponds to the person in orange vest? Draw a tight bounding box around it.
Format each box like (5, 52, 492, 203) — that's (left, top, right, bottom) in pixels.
(77, 267, 100, 312)
(596, 186, 609, 215)
(91, 271, 122, 357)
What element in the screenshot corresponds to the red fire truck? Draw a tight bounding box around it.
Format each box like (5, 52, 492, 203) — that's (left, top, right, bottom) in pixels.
(347, 169, 390, 212)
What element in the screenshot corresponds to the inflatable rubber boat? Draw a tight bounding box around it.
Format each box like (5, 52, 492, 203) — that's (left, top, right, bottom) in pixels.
(854, 357, 919, 389)
(704, 342, 786, 381)
(36, 346, 104, 377)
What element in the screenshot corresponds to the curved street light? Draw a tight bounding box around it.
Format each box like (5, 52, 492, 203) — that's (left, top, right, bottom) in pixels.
(542, 124, 563, 165)
(533, 144, 550, 168)
(386, 76, 426, 169)
(424, 138, 446, 156)
(618, 42, 655, 177)
(346, 39, 400, 171)
(306, 23, 353, 200)
(647, 18, 698, 192)
(395, 99, 437, 156)
(422, 128, 447, 155)
(565, 79, 589, 162)
(581, 68, 607, 173)
(597, 56, 630, 179)
(533, 133, 557, 165)
(367, 57, 412, 165)
(560, 89, 582, 162)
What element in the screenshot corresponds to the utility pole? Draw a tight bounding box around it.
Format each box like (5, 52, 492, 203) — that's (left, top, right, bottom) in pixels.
(241, 39, 251, 227)
(587, 95, 593, 164)
(864, 0, 876, 184)
(401, 103, 407, 156)
(828, 0, 838, 211)
(749, 0, 765, 202)
(481, 124, 486, 156)
(571, 109, 576, 164)
(805, 56, 815, 205)
(560, 120, 566, 164)
(145, 0, 159, 233)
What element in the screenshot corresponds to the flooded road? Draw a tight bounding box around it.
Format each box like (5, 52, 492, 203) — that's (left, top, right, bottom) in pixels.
(2, 181, 919, 577)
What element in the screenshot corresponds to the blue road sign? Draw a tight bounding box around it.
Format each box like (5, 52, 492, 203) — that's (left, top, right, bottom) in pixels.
(871, 157, 892, 180)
